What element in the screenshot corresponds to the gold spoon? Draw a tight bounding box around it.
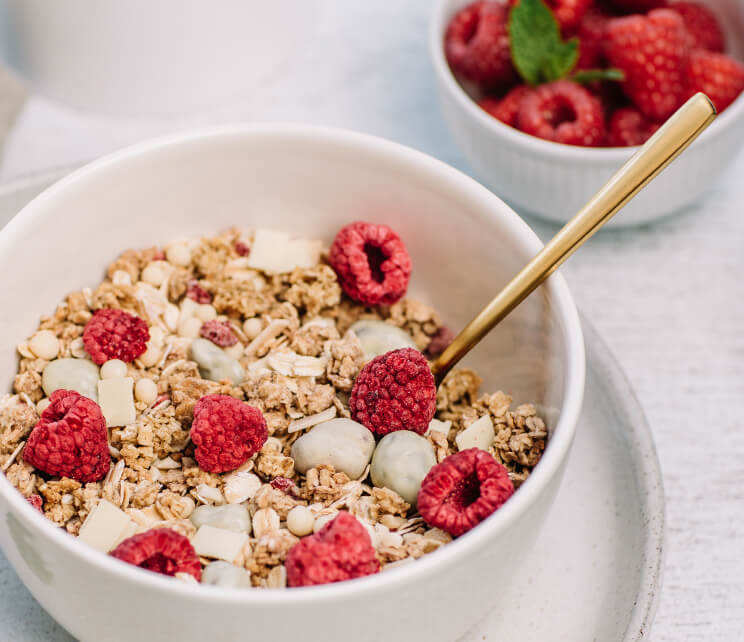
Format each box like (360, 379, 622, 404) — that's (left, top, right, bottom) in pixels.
(431, 92, 716, 385)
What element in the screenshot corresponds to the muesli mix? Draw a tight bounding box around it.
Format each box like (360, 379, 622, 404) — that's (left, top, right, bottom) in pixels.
(0, 221, 548, 588)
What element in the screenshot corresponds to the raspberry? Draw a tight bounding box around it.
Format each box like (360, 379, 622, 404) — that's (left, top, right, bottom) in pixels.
(328, 222, 411, 306)
(110, 528, 201, 581)
(444, 1, 516, 90)
(517, 80, 606, 146)
(83, 308, 150, 365)
(270, 477, 297, 494)
(418, 448, 514, 537)
(285, 512, 379, 587)
(27, 494, 43, 511)
(187, 280, 212, 304)
(199, 319, 238, 347)
(608, 107, 661, 146)
(510, 0, 591, 31)
(685, 50, 744, 113)
(425, 326, 456, 358)
(670, 2, 724, 52)
(607, 0, 667, 12)
(349, 348, 436, 436)
(605, 9, 691, 120)
(190, 394, 267, 473)
(235, 241, 251, 256)
(478, 85, 532, 127)
(573, 7, 610, 70)
(23, 389, 110, 483)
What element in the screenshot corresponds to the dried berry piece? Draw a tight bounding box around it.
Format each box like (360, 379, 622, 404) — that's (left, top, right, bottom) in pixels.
(187, 280, 212, 304)
(191, 394, 268, 473)
(270, 477, 297, 495)
(110, 528, 201, 581)
(425, 326, 456, 359)
(418, 448, 514, 537)
(82, 308, 150, 365)
(350, 348, 436, 436)
(27, 494, 43, 512)
(199, 319, 238, 347)
(286, 512, 379, 587)
(329, 221, 411, 306)
(235, 241, 251, 256)
(23, 389, 110, 483)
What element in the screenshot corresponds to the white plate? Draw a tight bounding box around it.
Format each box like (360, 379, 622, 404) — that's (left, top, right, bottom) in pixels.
(0, 317, 663, 641)
(461, 318, 664, 642)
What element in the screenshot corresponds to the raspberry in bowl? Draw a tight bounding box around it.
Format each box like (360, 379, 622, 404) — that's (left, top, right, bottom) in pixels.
(431, 0, 744, 225)
(0, 126, 584, 642)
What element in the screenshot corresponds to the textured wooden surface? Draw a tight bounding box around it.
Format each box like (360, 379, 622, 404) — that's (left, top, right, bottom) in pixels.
(0, 1, 743, 639)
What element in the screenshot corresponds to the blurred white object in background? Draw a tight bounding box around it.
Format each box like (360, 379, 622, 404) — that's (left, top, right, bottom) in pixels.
(0, 0, 315, 116)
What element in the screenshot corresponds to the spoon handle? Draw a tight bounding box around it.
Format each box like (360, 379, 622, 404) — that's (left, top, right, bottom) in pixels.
(431, 93, 717, 384)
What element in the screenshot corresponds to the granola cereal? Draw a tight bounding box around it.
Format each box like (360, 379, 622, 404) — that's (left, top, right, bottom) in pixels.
(1, 225, 548, 588)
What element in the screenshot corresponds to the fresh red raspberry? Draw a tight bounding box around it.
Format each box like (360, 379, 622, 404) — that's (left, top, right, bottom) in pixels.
(286, 512, 379, 587)
(27, 494, 43, 511)
(517, 80, 606, 146)
(605, 9, 691, 121)
(670, 2, 724, 52)
(606, 0, 667, 12)
(23, 390, 110, 483)
(191, 394, 267, 473)
(608, 107, 661, 146)
(478, 85, 532, 127)
(425, 326, 456, 358)
(349, 348, 436, 436)
(328, 222, 411, 306)
(83, 308, 150, 365)
(685, 50, 744, 113)
(444, 1, 516, 90)
(187, 280, 212, 304)
(235, 241, 251, 256)
(199, 319, 238, 347)
(573, 7, 610, 70)
(418, 448, 514, 537)
(110, 528, 201, 581)
(509, 0, 591, 31)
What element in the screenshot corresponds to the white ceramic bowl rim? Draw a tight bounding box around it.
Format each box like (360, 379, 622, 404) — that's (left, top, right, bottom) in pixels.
(429, 0, 744, 156)
(0, 124, 585, 604)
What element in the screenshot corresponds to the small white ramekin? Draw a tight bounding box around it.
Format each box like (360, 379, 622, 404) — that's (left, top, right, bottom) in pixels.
(430, 0, 744, 227)
(0, 125, 584, 642)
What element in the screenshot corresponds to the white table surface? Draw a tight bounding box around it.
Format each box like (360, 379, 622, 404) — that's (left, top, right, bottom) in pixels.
(0, 2, 743, 640)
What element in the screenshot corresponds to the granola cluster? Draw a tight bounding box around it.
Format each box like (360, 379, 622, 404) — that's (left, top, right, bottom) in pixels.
(1, 227, 547, 588)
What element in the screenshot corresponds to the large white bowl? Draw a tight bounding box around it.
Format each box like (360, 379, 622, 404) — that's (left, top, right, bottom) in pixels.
(430, 0, 744, 227)
(0, 126, 584, 642)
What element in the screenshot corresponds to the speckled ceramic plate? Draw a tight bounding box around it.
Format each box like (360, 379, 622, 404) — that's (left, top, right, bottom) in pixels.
(460, 318, 665, 642)
(0, 312, 662, 641)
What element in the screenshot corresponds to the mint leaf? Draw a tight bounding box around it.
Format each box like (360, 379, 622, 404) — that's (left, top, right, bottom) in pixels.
(508, 0, 578, 85)
(573, 68, 626, 84)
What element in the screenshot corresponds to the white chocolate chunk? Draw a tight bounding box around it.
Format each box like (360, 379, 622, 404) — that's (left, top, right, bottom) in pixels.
(223, 471, 262, 504)
(97, 377, 136, 427)
(166, 242, 191, 266)
(78, 499, 134, 552)
(191, 525, 248, 562)
(134, 378, 158, 404)
(29, 330, 60, 360)
(286, 506, 314, 537)
(100, 359, 127, 379)
(246, 229, 322, 274)
(455, 415, 495, 452)
(426, 418, 452, 436)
